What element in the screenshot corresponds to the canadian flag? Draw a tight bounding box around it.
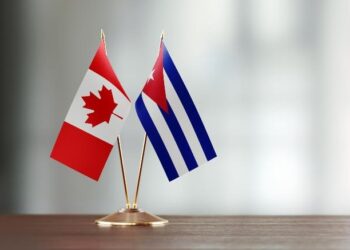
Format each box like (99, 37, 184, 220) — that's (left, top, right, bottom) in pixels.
(51, 38, 131, 181)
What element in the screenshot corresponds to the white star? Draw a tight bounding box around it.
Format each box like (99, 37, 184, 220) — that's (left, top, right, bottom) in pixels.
(147, 69, 155, 82)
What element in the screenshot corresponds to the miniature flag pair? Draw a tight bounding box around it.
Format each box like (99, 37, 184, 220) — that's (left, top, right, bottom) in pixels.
(50, 35, 216, 181)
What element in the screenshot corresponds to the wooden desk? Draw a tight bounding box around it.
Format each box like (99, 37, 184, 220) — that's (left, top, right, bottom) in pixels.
(1, 215, 350, 249)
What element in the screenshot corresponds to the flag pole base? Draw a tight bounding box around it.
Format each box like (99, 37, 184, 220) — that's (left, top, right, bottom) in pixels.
(95, 208, 168, 226)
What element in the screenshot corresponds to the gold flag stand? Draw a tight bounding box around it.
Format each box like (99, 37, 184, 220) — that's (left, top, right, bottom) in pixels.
(95, 31, 168, 226)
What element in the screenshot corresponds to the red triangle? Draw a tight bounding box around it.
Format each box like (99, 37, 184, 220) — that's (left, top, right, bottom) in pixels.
(143, 44, 168, 112)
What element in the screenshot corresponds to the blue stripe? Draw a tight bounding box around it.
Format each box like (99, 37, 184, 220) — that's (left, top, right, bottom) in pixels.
(135, 95, 179, 181)
(160, 101, 198, 171)
(162, 44, 217, 161)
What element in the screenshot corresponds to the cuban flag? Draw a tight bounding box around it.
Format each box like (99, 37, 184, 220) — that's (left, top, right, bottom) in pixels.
(135, 40, 216, 181)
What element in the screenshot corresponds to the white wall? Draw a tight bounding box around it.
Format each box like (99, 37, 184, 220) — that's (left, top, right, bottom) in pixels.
(16, 0, 350, 215)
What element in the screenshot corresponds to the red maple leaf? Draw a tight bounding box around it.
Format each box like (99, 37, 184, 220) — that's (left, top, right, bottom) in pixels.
(82, 85, 123, 127)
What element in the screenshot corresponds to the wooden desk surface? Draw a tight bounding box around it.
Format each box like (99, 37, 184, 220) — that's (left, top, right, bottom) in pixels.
(1, 215, 350, 249)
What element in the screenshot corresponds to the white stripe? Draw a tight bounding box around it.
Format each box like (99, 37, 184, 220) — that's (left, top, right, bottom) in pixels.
(142, 93, 189, 176)
(65, 70, 131, 145)
(164, 73, 208, 165)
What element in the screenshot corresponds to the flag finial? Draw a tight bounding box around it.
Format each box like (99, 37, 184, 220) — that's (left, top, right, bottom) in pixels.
(160, 30, 165, 41)
(100, 29, 106, 41)
(100, 29, 107, 55)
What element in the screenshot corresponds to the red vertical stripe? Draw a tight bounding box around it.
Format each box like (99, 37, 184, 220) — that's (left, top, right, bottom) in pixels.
(89, 39, 130, 101)
(50, 122, 113, 181)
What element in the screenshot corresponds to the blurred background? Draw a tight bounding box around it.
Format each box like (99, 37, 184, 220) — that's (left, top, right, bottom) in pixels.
(1, 0, 350, 215)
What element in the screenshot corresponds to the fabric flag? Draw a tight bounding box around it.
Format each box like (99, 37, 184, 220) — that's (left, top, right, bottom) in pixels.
(135, 41, 217, 181)
(51, 38, 131, 181)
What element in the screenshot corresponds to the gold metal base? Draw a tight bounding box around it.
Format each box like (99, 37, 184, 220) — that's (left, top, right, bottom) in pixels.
(95, 208, 168, 226)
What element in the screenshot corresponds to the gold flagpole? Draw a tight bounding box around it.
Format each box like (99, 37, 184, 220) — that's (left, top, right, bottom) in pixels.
(100, 29, 130, 208)
(116, 137, 130, 208)
(132, 134, 147, 208)
(132, 32, 164, 208)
